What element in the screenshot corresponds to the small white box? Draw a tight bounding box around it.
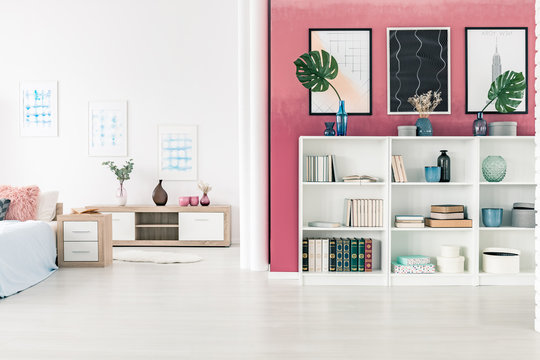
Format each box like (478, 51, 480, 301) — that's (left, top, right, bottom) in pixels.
(482, 248, 520, 274)
(436, 256, 465, 273)
(440, 245, 460, 258)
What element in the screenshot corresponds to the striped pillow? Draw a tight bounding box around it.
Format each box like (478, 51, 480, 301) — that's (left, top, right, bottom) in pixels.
(0, 199, 10, 221)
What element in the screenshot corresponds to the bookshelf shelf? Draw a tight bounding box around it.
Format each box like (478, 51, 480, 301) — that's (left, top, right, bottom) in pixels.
(299, 136, 535, 286)
(303, 226, 385, 231)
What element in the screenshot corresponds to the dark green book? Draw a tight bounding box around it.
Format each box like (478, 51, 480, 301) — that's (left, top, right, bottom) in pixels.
(329, 238, 337, 272)
(358, 238, 365, 272)
(302, 239, 309, 271)
(343, 238, 350, 272)
(350, 238, 358, 271)
(336, 238, 343, 272)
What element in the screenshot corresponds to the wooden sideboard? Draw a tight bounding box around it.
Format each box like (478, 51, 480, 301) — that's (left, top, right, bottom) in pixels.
(82, 205, 231, 247)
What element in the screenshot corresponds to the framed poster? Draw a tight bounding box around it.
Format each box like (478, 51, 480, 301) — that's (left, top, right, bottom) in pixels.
(88, 101, 128, 156)
(20, 81, 58, 136)
(309, 28, 372, 115)
(158, 125, 197, 181)
(387, 28, 451, 115)
(465, 27, 528, 114)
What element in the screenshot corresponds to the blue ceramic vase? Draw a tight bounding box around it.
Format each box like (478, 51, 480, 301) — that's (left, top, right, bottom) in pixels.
(416, 117, 433, 136)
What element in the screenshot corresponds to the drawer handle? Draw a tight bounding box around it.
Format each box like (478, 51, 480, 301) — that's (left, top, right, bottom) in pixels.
(113, 219, 121, 221)
(194, 219, 209, 221)
(72, 250, 91, 254)
(72, 230, 91, 233)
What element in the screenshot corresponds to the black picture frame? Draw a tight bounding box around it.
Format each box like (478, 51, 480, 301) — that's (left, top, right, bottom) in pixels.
(308, 28, 372, 116)
(465, 27, 528, 114)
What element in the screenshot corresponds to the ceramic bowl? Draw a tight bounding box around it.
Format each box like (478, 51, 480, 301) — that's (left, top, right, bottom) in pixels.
(425, 166, 441, 182)
(482, 208, 503, 227)
(178, 196, 190, 206)
(189, 196, 199, 206)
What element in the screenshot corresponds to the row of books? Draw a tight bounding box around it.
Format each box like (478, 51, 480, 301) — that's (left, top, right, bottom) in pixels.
(391, 155, 408, 182)
(344, 199, 383, 227)
(302, 238, 380, 272)
(304, 155, 336, 182)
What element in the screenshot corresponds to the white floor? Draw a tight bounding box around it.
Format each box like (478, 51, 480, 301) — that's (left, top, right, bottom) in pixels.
(1, 245, 539, 359)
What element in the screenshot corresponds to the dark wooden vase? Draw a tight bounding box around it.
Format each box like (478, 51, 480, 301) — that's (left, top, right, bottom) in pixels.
(152, 179, 168, 206)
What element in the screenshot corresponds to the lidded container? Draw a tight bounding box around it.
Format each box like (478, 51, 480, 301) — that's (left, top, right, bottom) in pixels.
(482, 248, 520, 274)
(397, 126, 417, 136)
(488, 121, 517, 136)
(511, 202, 535, 228)
(436, 256, 464, 273)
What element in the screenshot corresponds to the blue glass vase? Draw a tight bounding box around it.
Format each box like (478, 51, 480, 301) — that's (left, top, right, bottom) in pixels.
(482, 156, 506, 182)
(336, 100, 347, 136)
(324, 122, 335, 136)
(473, 112, 487, 136)
(415, 117, 432, 136)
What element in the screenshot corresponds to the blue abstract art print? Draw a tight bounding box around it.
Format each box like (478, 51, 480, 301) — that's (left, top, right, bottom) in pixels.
(88, 101, 127, 156)
(158, 125, 197, 181)
(20, 81, 58, 136)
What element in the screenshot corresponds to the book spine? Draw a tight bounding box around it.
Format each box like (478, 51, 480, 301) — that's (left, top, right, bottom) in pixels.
(331, 155, 336, 182)
(391, 155, 400, 182)
(315, 239, 322, 272)
(329, 238, 337, 272)
(308, 239, 315, 272)
(345, 199, 351, 227)
(379, 199, 383, 227)
(358, 238, 365, 272)
(365, 238, 373, 272)
(302, 239, 308, 271)
(322, 239, 329, 272)
(351, 238, 358, 271)
(368, 199, 373, 227)
(399, 155, 408, 182)
(336, 238, 343, 272)
(343, 238, 350, 272)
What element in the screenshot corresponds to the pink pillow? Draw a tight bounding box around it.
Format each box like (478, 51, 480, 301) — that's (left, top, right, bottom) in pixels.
(0, 185, 40, 221)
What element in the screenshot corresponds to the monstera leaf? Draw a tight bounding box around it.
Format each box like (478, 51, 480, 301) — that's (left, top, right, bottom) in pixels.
(483, 70, 526, 113)
(294, 50, 341, 101)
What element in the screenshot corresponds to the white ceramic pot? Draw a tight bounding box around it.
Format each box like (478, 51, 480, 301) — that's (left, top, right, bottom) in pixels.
(436, 256, 465, 273)
(440, 245, 460, 258)
(482, 247, 520, 274)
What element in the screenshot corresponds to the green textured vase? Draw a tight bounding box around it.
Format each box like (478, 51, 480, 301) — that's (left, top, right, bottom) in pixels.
(482, 156, 506, 182)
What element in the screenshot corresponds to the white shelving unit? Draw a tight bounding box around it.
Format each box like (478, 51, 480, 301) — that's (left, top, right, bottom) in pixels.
(298, 136, 535, 286)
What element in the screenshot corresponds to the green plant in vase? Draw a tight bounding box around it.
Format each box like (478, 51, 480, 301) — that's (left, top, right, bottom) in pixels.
(473, 70, 526, 136)
(102, 159, 134, 206)
(293, 50, 346, 135)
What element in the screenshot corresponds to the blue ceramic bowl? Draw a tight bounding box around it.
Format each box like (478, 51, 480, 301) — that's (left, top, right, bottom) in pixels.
(425, 166, 441, 182)
(482, 208, 503, 227)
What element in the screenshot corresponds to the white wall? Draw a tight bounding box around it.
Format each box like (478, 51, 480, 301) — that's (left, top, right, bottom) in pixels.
(0, 0, 240, 243)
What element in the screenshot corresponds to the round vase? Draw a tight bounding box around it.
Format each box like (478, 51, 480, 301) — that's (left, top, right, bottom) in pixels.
(336, 100, 348, 136)
(482, 156, 506, 182)
(473, 112, 487, 136)
(116, 184, 127, 206)
(324, 122, 336, 136)
(152, 179, 168, 206)
(415, 118, 433, 136)
(437, 150, 451, 182)
(200, 193, 210, 206)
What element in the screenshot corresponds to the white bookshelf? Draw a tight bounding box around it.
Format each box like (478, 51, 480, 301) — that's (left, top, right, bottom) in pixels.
(298, 136, 536, 286)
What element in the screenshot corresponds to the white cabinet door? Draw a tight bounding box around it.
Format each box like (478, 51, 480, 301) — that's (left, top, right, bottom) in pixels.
(63, 221, 98, 241)
(64, 242, 99, 262)
(103, 212, 135, 241)
(178, 213, 224, 241)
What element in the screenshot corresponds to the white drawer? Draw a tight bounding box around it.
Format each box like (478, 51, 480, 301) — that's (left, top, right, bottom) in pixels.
(103, 212, 135, 241)
(63, 221, 98, 241)
(64, 241, 98, 262)
(178, 212, 224, 241)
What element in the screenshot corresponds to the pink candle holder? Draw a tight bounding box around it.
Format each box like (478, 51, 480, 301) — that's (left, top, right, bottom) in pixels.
(189, 196, 199, 206)
(178, 196, 190, 206)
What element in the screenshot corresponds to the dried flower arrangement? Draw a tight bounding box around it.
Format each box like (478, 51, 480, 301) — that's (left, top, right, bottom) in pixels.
(407, 90, 442, 118)
(198, 181, 212, 195)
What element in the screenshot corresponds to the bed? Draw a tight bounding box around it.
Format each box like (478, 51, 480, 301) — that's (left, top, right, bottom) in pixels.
(0, 203, 62, 298)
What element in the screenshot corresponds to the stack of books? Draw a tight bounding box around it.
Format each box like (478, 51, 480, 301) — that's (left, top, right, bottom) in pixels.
(302, 238, 381, 272)
(304, 155, 336, 182)
(342, 175, 379, 183)
(344, 199, 383, 227)
(394, 215, 424, 228)
(391, 155, 408, 182)
(425, 205, 472, 228)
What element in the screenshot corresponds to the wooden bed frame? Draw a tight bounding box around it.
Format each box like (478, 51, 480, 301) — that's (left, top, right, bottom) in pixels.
(53, 203, 63, 221)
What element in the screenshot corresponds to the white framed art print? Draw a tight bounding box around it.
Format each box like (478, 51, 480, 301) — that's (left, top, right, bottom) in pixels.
(20, 81, 58, 136)
(158, 125, 197, 181)
(88, 101, 128, 157)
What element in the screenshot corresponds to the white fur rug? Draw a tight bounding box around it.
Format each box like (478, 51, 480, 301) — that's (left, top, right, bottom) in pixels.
(113, 250, 202, 264)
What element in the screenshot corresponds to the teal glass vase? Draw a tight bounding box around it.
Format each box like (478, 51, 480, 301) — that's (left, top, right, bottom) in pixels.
(336, 100, 347, 136)
(415, 117, 432, 136)
(482, 156, 506, 182)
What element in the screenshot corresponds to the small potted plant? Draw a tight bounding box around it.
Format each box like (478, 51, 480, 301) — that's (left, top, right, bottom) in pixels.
(473, 70, 526, 136)
(198, 181, 212, 206)
(102, 159, 134, 206)
(407, 90, 442, 136)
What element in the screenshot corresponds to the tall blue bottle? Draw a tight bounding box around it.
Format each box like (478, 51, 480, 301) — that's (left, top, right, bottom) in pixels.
(336, 100, 347, 136)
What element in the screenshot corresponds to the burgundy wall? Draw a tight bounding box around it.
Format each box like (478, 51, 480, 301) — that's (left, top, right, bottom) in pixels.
(270, 0, 536, 271)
